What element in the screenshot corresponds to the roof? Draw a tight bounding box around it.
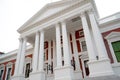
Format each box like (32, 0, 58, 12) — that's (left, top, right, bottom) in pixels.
(99, 12, 120, 25)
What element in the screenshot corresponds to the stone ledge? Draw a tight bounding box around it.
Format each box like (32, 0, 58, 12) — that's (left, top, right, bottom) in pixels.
(84, 75, 120, 80)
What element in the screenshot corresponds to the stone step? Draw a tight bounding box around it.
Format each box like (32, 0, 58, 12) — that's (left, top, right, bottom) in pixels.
(84, 75, 120, 80)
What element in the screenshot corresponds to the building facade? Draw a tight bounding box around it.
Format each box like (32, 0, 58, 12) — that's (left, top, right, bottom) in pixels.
(0, 0, 120, 80)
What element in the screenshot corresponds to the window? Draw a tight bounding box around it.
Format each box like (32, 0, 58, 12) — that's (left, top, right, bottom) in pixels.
(0, 70, 4, 80)
(61, 47, 64, 57)
(25, 63, 30, 78)
(62, 61, 64, 66)
(79, 30, 84, 36)
(44, 49, 48, 61)
(81, 41, 87, 51)
(111, 41, 120, 62)
(6, 68, 11, 80)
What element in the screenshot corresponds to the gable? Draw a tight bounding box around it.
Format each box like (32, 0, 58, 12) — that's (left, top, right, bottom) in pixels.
(18, 0, 99, 34)
(32, 4, 70, 25)
(18, 0, 83, 33)
(105, 32, 120, 39)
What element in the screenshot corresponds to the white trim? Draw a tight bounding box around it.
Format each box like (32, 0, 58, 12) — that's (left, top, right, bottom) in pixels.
(5, 62, 13, 80)
(105, 32, 120, 64)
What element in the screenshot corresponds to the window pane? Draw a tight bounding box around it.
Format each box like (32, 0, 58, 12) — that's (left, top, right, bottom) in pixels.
(112, 41, 120, 62)
(6, 68, 11, 80)
(0, 70, 3, 80)
(81, 41, 87, 51)
(25, 63, 30, 78)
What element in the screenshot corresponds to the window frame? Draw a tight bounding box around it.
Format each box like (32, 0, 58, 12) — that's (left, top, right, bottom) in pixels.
(79, 38, 87, 52)
(0, 64, 5, 80)
(5, 62, 13, 80)
(105, 32, 120, 64)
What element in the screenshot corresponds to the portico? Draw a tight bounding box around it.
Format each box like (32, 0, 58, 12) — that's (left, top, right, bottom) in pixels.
(12, 0, 115, 80)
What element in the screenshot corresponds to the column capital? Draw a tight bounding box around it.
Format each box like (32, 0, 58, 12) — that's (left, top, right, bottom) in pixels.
(39, 29, 44, 33)
(60, 19, 66, 25)
(36, 31, 40, 34)
(80, 11, 85, 18)
(18, 38, 23, 42)
(87, 9, 94, 15)
(23, 37, 28, 41)
(55, 23, 60, 27)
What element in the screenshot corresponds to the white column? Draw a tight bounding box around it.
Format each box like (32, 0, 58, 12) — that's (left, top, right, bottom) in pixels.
(55, 23, 62, 67)
(80, 12, 96, 61)
(88, 9, 108, 59)
(38, 30, 44, 71)
(67, 34, 72, 61)
(71, 32, 81, 71)
(14, 38, 23, 75)
(53, 40, 56, 68)
(32, 32, 40, 72)
(61, 21, 71, 66)
(48, 41, 51, 74)
(18, 37, 27, 75)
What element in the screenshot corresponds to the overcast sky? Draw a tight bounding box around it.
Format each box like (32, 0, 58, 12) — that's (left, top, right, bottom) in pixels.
(0, 0, 120, 53)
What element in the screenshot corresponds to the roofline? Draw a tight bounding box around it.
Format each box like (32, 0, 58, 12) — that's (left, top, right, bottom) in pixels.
(0, 45, 33, 60)
(99, 12, 120, 25)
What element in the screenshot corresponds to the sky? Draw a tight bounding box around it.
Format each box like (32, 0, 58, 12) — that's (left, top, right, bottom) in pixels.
(0, 0, 120, 53)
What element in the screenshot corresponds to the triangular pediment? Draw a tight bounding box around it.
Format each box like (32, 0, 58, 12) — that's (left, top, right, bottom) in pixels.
(18, 0, 82, 33)
(105, 32, 120, 39)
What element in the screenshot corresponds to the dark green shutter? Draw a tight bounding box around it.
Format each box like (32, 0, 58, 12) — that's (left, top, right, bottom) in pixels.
(112, 41, 120, 62)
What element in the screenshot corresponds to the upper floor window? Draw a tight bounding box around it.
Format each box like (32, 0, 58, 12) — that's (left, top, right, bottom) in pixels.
(79, 30, 84, 37)
(111, 41, 120, 62)
(81, 41, 87, 51)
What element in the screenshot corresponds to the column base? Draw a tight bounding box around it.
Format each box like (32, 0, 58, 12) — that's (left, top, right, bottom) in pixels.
(88, 58, 114, 77)
(74, 70, 83, 80)
(85, 75, 120, 80)
(54, 65, 74, 80)
(29, 71, 45, 80)
(11, 74, 25, 80)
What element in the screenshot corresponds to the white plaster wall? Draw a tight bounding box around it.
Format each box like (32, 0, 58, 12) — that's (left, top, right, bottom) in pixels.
(112, 64, 120, 76)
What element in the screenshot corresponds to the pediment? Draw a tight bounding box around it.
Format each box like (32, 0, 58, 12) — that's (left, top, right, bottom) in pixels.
(105, 32, 120, 39)
(18, 0, 82, 33)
